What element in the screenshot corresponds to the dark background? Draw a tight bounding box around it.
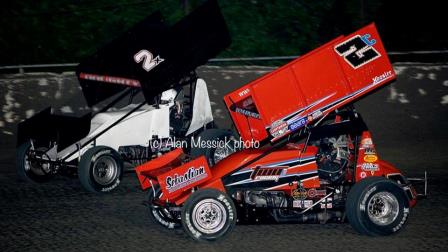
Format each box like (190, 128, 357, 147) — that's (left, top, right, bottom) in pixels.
(0, 0, 446, 65)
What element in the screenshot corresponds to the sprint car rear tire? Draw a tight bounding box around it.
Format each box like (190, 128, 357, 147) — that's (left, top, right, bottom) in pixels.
(346, 176, 410, 236)
(181, 189, 237, 242)
(191, 129, 238, 166)
(147, 185, 181, 229)
(78, 146, 123, 193)
(17, 142, 52, 183)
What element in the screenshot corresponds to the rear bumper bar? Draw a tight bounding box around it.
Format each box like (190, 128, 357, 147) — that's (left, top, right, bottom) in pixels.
(407, 171, 428, 198)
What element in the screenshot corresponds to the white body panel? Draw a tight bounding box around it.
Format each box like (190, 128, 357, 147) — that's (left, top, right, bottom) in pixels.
(56, 79, 213, 162)
(58, 103, 171, 162)
(186, 78, 214, 136)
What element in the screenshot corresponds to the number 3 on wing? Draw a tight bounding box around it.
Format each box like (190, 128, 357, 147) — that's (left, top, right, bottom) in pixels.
(334, 34, 381, 69)
(134, 50, 165, 72)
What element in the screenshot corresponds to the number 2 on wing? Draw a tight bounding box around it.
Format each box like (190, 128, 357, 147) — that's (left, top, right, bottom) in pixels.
(134, 50, 164, 72)
(334, 35, 380, 69)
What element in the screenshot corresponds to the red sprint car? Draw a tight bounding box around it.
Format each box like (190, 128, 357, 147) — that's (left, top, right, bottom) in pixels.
(135, 23, 425, 241)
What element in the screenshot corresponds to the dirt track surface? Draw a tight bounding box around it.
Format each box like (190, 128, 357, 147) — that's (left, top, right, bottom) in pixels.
(1, 64, 448, 251)
(0, 172, 446, 252)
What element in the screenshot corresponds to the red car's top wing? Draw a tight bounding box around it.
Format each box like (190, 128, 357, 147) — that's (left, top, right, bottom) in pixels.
(224, 23, 396, 143)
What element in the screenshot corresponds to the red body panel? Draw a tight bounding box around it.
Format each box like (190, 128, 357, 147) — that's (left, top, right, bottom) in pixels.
(215, 144, 317, 181)
(224, 23, 396, 143)
(355, 131, 382, 181)
(157, 144, 318, 204)
(157, 156, 212, 199)
(355, 131, 407, 181)
(135, 148, 184, 190)
(354, 131, 417, 207)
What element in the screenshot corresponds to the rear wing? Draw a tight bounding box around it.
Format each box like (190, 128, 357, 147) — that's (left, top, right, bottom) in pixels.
(77, 0, 230, 107)
(76, 12, 167, 107)
(224, 23, 396, 143)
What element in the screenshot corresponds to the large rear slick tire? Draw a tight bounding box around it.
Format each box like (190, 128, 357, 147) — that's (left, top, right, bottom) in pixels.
(78, 146, 123, 193)
(346, 176, 410, 236)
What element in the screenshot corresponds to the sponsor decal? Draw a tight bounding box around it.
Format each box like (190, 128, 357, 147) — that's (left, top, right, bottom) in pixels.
(269, 120, 288, 138)
(372, 70, 393, 84)
(364, 148, 376, 155)
(360, 171, 367, 178)
(235, 107, 261, 119)
(292, 188, 308, 200)
(250, 166, 285, 182)
(185, 212, 202, 238)
(361, 138, 373, 147)
(101, 178, 120, 192)
(334, 33, 381, 69)
(360, 186, 377, 211)
(320, 197, 333, 209)
(393, 208, 409, 232)
(307, 188, 326, 198)
(134, 49, 164, 72)
(165, 166, 208, 193)
(79, 73, 141, 87)
(288, 117, 308, 131)
(361, 163, 379, 172)
(91, 149, 112, 163)
(363, 154, 378, 163)
(231, 96, 261, 119)
(361, 34, 376, 46)
(218, 194, 234, 221)
(307, 110, 323, 122)
(320, 202, 333, 209)
(152, 208, 175, 229)
(278, 92, 336, 130)
(238, 88, 250, 97)
(293, 200, 313, 208)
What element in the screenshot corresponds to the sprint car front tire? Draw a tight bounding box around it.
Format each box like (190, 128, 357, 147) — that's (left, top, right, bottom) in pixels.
(78, 146, 123, 193)
(16, 142, 52, 183)
(346, 176, 410, 236)
(181, 189, 236, 242)
(147, 185, 181, 229)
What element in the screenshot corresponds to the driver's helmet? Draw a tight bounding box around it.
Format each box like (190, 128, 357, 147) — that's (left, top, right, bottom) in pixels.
(160, 89, 178, 103)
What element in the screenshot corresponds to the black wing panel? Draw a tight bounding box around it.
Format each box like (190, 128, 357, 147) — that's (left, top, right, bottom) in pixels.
(140, 0, 231, 102)
(76, 0, 230, 107)
(76, 12, 168, 107)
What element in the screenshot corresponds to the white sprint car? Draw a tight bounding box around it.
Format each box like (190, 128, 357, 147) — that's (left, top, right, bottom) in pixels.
(16, 5, 235, 193)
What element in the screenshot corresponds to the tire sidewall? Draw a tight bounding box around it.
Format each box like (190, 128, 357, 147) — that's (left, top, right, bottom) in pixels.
(182, 189, 236, 241)
(79, 146, 123, 193)
(357, 181, 410, 235)
(148, 186, 181, 229)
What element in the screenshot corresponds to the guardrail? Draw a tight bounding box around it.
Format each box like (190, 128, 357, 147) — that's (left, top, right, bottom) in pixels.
(1, 50, 447, 73)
